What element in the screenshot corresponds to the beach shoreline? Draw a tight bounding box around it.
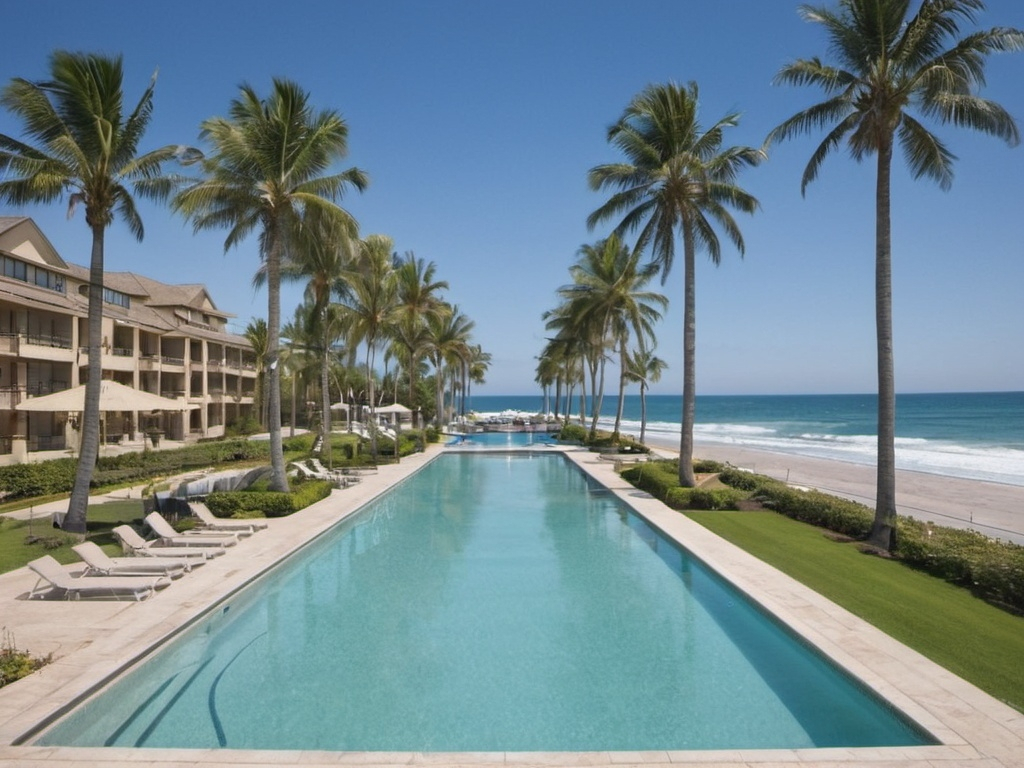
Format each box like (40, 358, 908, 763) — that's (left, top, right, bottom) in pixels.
(639, 433, 1024, 545)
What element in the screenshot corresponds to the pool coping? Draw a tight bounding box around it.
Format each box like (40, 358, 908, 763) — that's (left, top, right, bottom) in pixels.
(1, 445, 1022, 767)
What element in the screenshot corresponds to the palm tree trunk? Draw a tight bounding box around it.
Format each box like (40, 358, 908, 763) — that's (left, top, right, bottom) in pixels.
(679, 222, 697, 487)
(320, 315, 332, 468)
(612, 337, 627, 440)
(434, 357, 444, 429)
(869, 138, 898, 551)
(266, 234, 289, 492)
(639, 383, 648, 445)
(366, 339, 378, 460)
(64, 223, 107, 534)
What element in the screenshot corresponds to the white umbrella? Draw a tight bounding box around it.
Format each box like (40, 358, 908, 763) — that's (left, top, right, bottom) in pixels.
(375, 402, 412, 414)
(16, 380, 198, 412)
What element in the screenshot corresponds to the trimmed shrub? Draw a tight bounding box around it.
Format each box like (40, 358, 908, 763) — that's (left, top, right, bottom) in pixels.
(621, 460, 681, 503)
(557, 423, 588, 443)
(896, 517, 1024, 612)
(693, 459, 727, 474)
(206, 479, 332, 518)
(688, 488, 743, 511)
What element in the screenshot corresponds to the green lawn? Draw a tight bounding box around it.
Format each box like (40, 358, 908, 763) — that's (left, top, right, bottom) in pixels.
(0, 500, 143, 573)
(688, 510, 1024, 712)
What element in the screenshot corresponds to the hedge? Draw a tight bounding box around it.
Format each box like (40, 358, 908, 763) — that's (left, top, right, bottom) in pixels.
(714, 467, 1024, 614)
(206, 479, 332, 518)
(0, 439, 270, 503)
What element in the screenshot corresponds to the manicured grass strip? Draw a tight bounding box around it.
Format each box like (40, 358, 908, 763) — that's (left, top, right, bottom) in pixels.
(0, 500, 144, 573)
(688, 510, 1024, 713)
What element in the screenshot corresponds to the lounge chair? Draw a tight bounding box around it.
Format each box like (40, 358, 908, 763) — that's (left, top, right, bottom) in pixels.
(292, 459, 359, 488)
(72, 541, 192, 578)
(189, 501, 267, 533)
(28, 555, 169, 601)
(144, 512, 239, 548)
(113, 525, 223, 559)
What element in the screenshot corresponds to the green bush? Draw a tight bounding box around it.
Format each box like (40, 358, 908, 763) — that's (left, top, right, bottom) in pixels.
(621, 460, 681, 503)
(693, 459, 727, 474)
(717, 467, 760, 491)
(896, 518, 1024, 612)
(0, 440, 271, 503)
(206, 479, 332, 518)
(688, 488, 743, 510)
(557, 424, 587, 443)
(664, 487, 692, 510)
(713, 467, 1024, 614)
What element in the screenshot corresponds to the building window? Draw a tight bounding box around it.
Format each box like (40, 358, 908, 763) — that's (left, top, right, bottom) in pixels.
(0, 254, 65, 294)
(102, 287, 130, 308)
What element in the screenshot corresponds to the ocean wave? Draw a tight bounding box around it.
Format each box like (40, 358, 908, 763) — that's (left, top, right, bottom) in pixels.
(598, 416, 1024, 487)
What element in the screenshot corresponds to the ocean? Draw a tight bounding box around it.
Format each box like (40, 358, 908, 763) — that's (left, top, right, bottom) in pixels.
(465, 392, 1024, 487)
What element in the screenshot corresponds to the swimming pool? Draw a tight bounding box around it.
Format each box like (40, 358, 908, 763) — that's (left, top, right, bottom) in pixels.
(446, 429, 557, 447)
(36, 453, 933, 751)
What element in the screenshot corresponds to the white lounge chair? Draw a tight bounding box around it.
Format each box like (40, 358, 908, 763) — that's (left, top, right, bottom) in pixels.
(72, 541, 192, 578)
(309, 458, 361, 487)
(28, 555, 169, 601)
(113, 525, 223, 559)
(189, 501, 267, 533)
(144, 512, 239, 548)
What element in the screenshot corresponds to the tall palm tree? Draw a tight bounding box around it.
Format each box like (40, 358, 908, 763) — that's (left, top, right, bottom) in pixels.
(174, 78, 367, 491)
(393, 252, 449, 421)
(271, 208, 355, 465)
(767, 0, 1022, 551)
(559, 234, 666, 441)
(625, 348, 667, 445)
(588, 81, 762, 486)
(341, 234, 399, 458)
(425, 306, 475, 428)
(462, 344, 492, 416)
(0, 52, 188, 534)
(243, 318, 270, 428)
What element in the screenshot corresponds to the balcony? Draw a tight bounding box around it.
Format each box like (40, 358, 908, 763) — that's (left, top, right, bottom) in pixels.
(161, 355, 185, 368)
(0, 387, 21, 410)
(0, 333, 18, 355)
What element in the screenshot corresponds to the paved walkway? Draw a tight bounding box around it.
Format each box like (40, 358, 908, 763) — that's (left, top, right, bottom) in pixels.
(1, 445, 1022, 767)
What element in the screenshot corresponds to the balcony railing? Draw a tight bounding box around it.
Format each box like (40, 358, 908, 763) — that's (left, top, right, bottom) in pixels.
(161, 355, 185, 366)
(0, 333, 18, 355)
(112, 347, 134, 357)
(0, 387, 21, 410)
(23, 332, 72, 350)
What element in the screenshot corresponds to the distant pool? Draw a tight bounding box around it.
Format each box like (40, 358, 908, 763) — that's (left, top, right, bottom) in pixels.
(446, 430, 557, 447)
(37, 453, 933, 752)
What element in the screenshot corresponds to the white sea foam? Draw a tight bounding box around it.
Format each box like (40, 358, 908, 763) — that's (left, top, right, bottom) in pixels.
(601, 416, 1024, 487)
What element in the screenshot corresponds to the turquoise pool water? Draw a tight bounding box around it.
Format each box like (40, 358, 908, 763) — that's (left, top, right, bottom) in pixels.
(446, 430, 556, 447)
(37, 453, 933, 751)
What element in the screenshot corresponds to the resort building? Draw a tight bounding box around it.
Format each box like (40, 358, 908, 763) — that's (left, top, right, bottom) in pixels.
(0, 216, 257, 466)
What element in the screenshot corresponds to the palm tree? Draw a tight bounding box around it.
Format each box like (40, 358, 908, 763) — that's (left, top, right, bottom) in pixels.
(243, 318, 270, 428)
(588, 81, 762, 486)
(393, 252, 449, 422)
(625, 348, 668, 445)
(462, 344, 492, 416)
(174, 78, 367, 491)
(341, 234, 399, 458)
(425, 306, 475, 428)
(272, 208, 355, 465)
(559, 234, 666, 441)
(0, 52, 189, 534)
(767, 0, 1022, 551)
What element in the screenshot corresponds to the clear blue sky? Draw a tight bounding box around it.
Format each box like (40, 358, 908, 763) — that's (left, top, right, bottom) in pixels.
(2, 1, 1022, 396)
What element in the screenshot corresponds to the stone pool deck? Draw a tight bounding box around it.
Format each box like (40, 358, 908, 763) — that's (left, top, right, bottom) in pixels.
(1, 445, 1022, 767)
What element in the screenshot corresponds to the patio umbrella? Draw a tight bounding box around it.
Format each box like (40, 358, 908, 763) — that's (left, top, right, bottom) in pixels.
(17, 380, 199, 450)
(16, 380, 198, 413)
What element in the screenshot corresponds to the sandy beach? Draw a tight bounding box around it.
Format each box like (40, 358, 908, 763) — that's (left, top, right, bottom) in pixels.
(641, 434, 1024, 545)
